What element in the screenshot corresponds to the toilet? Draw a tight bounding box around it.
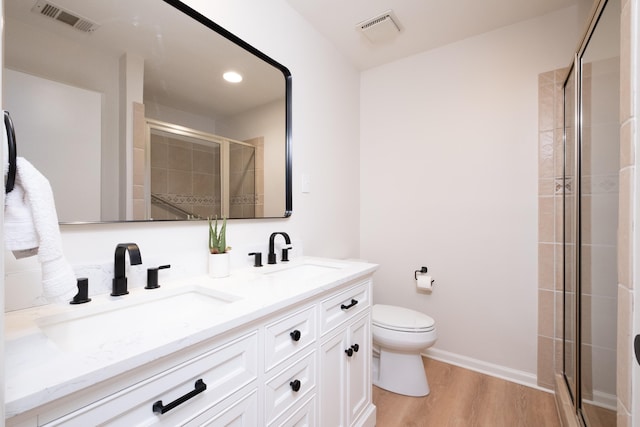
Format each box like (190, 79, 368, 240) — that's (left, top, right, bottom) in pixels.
(371, 304, 437, 397)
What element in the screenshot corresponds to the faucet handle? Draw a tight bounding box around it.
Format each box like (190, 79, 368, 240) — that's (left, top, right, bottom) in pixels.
(281, 246, 292, 262)
(70, 278, 91, 304)
(146, 265, 170, 289)
(248, 252, 263, 267)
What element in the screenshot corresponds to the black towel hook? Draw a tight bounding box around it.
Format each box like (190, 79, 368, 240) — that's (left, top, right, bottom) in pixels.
(4, 111, 17, 194)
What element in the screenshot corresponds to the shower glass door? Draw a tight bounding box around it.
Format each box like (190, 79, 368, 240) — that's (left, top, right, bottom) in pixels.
(579, 0, 620, 423)
(562, 0, 620, 425)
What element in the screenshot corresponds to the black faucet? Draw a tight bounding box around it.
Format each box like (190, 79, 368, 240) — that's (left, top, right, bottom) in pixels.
(268, 232, 292, 264)
(112, 243, 142, 296)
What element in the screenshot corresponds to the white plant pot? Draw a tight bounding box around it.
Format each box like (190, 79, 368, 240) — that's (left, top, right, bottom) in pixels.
(208, 253, 230, 278)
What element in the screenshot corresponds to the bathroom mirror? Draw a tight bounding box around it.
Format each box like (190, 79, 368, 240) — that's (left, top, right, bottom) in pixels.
(3, 0, 292, 222)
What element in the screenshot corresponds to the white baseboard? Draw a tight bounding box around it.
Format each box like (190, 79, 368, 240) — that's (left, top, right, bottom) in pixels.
(423, 348, 551, 392)
(584, 390, 617, 411)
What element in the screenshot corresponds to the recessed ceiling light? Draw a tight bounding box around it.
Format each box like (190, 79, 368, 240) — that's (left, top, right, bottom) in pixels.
(223, 71, 243, 83)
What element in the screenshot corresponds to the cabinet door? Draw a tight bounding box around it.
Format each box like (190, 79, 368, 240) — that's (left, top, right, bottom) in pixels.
(320, 331, 348, 427)
(347, 314, 370, 426)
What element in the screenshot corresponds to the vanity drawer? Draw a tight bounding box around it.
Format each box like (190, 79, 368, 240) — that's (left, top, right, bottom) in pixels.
(42, 331, 258, 426)
(320, 281, 370, 334)
(264, 306, 316, 372)
(269, 394, 316, 427)
(264, 351, 316, 424)
(187, 389, 258, 427)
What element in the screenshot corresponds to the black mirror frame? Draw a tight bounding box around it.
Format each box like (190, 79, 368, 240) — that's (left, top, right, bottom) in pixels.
(163, 0, 292, 217)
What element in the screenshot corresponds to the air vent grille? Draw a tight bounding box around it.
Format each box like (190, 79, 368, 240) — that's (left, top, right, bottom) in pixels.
(361, 14, 395, 31)
(31, 0, 100, 33)
(356, 10, 401, 44)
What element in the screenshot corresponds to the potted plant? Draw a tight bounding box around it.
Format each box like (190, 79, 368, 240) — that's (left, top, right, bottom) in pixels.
(208, 216, 231, 277)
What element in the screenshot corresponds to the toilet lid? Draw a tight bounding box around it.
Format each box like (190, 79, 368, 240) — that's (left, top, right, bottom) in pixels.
(372, 304, 435, 332)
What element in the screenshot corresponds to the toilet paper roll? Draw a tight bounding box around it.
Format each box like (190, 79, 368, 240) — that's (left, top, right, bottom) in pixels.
(416, 275, 433, 291)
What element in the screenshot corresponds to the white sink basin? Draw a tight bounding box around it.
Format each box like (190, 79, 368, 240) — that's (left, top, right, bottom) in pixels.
(37, 286, 240, 353)
(264, 262, 343, 281)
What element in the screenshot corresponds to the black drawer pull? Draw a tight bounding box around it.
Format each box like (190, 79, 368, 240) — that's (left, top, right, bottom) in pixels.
(340, 299, 358, 310)
(351, 343, 359, 353)
(152, 379, 207, 415)
(290, 379, 301, 392)
(290, 329, 302, 341)
(345, 347, 354, 357)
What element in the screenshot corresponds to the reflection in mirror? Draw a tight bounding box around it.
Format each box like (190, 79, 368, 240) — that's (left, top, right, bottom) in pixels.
(4, 0, 292, 223)
(145, 119, 264, 220)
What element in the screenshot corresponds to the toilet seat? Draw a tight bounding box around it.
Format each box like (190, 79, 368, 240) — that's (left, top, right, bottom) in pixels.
(372, 304, 435, 333)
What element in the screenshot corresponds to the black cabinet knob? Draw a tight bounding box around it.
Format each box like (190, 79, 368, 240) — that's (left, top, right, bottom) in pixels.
(351, 343, 359, 353)
(290, 379, 301, 392)
(345, 348, 353, 357)
(290, 330, 302, 342)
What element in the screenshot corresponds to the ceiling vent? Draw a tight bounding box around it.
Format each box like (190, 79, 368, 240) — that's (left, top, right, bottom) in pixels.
(31, 0, 100, 33)
(356, 10, 401, 44)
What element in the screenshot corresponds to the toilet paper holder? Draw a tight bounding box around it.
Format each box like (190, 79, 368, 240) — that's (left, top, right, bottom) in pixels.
(414, 266, 428, 280)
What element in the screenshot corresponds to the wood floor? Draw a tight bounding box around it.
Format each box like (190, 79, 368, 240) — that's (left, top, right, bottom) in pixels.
(372, 358, 561, 427)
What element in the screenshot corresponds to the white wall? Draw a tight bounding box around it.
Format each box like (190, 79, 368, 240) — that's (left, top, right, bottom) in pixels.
(5, 19, 121, 220)
(360, 7, 580, 383)
(4, 70, 102, 222)
(4, 0, 361, 311)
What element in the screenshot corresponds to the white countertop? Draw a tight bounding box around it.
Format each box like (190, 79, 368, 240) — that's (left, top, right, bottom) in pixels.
(4, 257, 377, 418)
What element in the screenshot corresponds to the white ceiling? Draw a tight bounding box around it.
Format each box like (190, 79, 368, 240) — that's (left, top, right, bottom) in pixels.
(286, 0, 580, 70)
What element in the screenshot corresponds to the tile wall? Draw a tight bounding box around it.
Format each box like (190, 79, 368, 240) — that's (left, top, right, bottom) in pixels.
(537, 68, 567, 391)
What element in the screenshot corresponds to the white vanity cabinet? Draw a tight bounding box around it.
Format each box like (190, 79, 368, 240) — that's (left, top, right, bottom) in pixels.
(319, 281, 373, 427)
(5, 266, 376, 427)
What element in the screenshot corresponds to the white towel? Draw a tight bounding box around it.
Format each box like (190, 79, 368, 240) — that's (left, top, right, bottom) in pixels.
(4, 157, 76, 303)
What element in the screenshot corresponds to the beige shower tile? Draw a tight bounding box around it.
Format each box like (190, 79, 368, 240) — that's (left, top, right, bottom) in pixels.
(133, 199, 146, 220)
(133, 102, 146, 149)
(151, 167, 167, 194)
(538, 131, 555, 178)
(617, 285, 632, 410)
(554, 130, 564, 177)
(539, 84, 555, 132)
(554, 83, 564, 130)
(539, 179, 554, 196)
(133, 184, 144, 200)
(554, 68, 569, 82)
(620, 0, 632, 121)
(193, 173, 214, 196)
(620, 119, 635, 168)
(193, 151, 215, 174)
(151, 141, 168, 168)
(167, 144, 192, 171)
(133, 148, 145, 186)
(555, 292, 563, 338)
(538, 243, 555, 290)
(618, 167, 633, 288)
(167, 170, 192, 195)
(554, 338, 563, 374)
(554, 243, 563, 291)
(554, 195, 564, 243)
(539, 71, 554, 85)
(538, 290, 555, 338)
(538, 196, 555, 243)
(537, 336, 555, 389)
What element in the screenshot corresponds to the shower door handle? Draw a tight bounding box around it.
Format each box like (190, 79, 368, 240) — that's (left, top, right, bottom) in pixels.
(634, 335, 640, 366)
